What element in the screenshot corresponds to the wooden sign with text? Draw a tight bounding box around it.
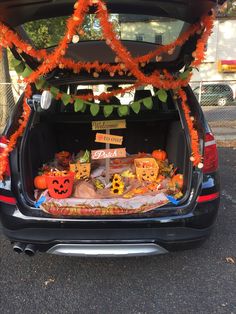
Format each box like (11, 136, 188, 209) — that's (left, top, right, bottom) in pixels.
(91, 148, 126, 160)
(95, 133, 123, 145)
(92, 120, 126, 131)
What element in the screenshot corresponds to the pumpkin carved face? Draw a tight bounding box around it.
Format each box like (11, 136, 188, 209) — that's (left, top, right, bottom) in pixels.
(141, 170, 156, 182)
(46, 172, 74, 199)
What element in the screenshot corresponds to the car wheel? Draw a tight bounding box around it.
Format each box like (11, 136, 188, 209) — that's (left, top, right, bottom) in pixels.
(217, 97, 227, 106)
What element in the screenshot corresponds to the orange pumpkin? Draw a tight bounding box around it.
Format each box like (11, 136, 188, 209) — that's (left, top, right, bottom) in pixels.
(171, 174, 184, 189)
(152, 150, 167, 161)
(34, 175, 48, 190)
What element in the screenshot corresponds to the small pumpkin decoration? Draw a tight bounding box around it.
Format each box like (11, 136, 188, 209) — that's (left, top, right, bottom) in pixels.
(46, 171, 74, 199)
(152, 150, 167, 161)
(171, 174, 184, 189)
(34, 175, 47, 190)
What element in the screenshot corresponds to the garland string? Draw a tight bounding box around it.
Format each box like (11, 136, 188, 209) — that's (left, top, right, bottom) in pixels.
(0, 0, 215, 179)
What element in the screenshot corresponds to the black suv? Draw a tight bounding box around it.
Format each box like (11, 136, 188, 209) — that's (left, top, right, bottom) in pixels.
(0, 0, 223, 257)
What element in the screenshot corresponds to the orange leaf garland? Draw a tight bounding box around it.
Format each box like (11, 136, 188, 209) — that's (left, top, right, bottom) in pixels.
(0, 0, 215, 178)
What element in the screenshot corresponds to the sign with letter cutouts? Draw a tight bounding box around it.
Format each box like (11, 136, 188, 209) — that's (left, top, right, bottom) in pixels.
(92, 120, 126, 131)
(95, 133, 123, 145)
(91, 148, 126, 160)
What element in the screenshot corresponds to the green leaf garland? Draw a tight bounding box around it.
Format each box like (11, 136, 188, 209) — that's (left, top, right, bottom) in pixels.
(143, 97, 153, 109)
(74, 99, 85, 112)
(131, 101, 141, 114)
(61, 93, 72, 106)
(90, 103, 100, 116)
(103, 105, 113, 117)
(157, 89, 168, 103)
(118, 105, 129, 117)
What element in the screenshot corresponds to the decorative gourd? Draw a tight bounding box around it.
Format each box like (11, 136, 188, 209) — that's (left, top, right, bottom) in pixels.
(152, 150, 167, 161)
(171, 174, 184, 189)
(34, 175, 47, 190)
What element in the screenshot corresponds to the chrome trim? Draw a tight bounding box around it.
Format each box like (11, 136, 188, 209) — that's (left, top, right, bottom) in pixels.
(205, 140, 216, 147)
(47, 243, 168, 257)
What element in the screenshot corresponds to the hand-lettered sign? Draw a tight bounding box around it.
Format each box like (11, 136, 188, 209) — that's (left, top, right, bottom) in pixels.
(92, 120, 126, 131)
(95, 133, 123, 145)
(91, 148, 126, 160)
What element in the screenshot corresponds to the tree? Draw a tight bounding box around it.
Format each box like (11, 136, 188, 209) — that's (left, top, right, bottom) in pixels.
(23, 14, 120, 48)
(218, 0, 236, 16)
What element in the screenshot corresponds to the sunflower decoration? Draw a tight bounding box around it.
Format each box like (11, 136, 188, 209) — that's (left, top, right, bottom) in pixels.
(111, 174, 125, 195)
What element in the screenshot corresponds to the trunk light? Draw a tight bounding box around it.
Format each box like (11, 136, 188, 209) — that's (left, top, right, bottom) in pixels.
(203, 133, 218, 174)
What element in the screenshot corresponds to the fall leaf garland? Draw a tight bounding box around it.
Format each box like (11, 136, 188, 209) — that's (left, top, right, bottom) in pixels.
(0, 0, 215, 179)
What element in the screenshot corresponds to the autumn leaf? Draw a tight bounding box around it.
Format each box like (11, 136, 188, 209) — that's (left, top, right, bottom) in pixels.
(103, 105, 113, 117)
(157, 89, 168, 103)
(90, 103, 100, 116)
(143, 98, 153, 109)
(118, 105, 129, 117)
(131, 101, 141, 114)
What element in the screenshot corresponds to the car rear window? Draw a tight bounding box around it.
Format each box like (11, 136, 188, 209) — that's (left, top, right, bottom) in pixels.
(23, 14, 187, 49)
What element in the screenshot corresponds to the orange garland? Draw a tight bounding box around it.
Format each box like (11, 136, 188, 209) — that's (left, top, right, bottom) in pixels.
(0, 0, 215, 178)
(0, 85, 32, 180)
(177, 89, 203, 166)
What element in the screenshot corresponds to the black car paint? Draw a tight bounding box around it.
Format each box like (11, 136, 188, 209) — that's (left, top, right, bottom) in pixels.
(0, 85, 220, 253)
(0, 0, 222, 254)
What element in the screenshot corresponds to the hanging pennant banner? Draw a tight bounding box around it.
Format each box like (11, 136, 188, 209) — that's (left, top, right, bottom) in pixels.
(91, 148, 126, 160)
(95, 133, 123, 145)
(92, 120, 126, 131)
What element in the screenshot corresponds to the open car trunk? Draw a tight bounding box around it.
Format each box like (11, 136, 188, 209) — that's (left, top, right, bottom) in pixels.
(19, 89, 192, 217)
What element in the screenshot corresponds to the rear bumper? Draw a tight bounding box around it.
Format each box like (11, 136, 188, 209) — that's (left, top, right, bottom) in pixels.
(0, 198, 220, 253)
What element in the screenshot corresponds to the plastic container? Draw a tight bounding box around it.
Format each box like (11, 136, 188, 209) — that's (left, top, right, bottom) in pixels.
(70, 162, 91, 180)
(46, 172, 74, 199)
(134, 158, 159, 182)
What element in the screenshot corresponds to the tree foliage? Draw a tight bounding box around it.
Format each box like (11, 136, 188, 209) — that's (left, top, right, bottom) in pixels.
(23, 14, 120, 49)
(218, 0, 236, 17)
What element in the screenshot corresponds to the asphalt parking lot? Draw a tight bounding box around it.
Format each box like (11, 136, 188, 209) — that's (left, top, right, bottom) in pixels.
(0, 147, 236, 314)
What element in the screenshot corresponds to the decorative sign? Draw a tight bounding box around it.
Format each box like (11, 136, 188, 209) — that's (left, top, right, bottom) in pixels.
(92, 120, 126, 131)
(91, 148, 126, 160)
(95, 133, 123, 145)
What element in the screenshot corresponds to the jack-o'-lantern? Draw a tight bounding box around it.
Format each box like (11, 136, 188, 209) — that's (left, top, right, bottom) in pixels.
(46, 171, 74, 199)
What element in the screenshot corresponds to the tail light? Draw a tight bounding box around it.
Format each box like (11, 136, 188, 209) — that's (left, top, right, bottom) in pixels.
(0, 136, 16, 205)
(203, 132, 218, 173)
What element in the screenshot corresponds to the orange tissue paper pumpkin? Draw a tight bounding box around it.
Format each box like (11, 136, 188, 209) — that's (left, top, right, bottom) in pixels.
(152, 149, 167, 161)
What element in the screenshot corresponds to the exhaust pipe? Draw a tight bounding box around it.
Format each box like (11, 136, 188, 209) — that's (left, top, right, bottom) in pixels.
(13, 242, 26, 254)
(24, 244, 37, 256)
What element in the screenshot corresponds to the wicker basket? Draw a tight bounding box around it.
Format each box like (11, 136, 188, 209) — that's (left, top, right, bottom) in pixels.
(134, 158, 159, 182)
(70, 162, 91, 180)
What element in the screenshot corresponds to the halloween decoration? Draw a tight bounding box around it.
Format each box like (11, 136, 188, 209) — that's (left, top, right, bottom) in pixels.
(46, 171, 74, 199)
(34, 175, 47, 190)
(152, 150, 167, 161)
(171, 174, 184, 189)
(135, 158, 159, 182)
(70, 162, 91, 180)
(0, 0, 215, 179)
